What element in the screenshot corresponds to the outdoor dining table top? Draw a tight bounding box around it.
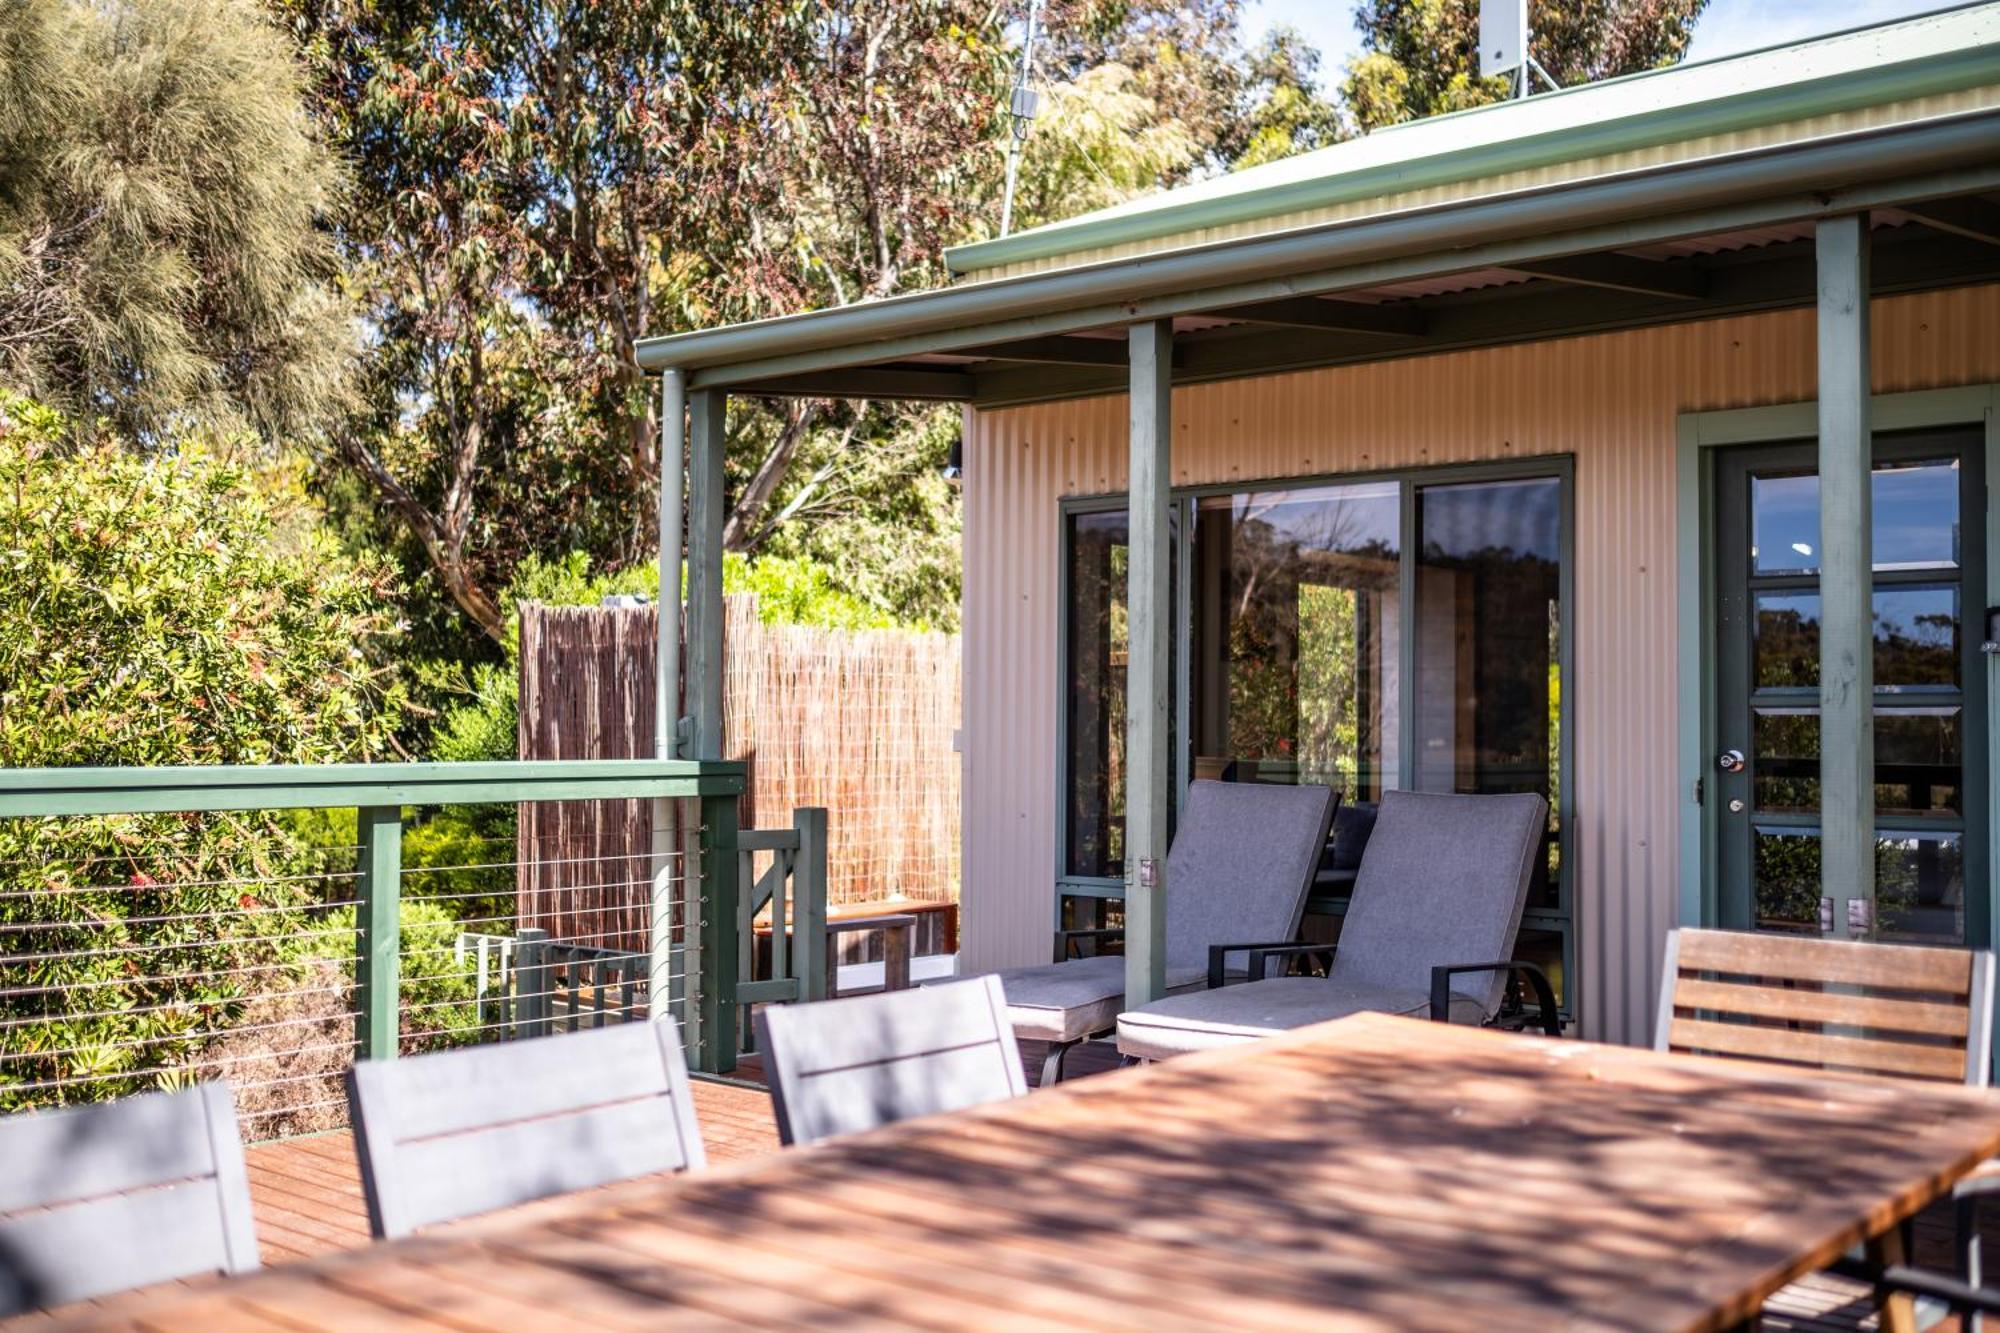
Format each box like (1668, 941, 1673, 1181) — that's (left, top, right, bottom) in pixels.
(47, 1011, 2000, 1332)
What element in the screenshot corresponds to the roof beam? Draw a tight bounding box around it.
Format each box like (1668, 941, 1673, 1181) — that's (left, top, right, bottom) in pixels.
(735, 366, 975, 401)
(1501, 252, 1708, 298)
(1900, 195, 2000, 246)
(957, 335, 1129, 366)
(1204, 296, 1426, 337)
(970, 228, 2000, 408)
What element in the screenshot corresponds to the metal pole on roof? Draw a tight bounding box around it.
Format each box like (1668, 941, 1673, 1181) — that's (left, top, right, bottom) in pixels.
(998, 0, 1043, 237)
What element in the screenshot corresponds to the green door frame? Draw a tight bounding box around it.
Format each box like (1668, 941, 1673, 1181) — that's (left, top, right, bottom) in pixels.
(1676, 384, 2000, 956)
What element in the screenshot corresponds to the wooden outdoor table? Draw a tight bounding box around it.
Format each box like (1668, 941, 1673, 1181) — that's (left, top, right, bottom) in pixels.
(44, 1012, 2000, 1332)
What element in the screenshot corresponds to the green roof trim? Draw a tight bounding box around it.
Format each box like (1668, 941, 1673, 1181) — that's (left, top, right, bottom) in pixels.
(945, 4, 2000, 276)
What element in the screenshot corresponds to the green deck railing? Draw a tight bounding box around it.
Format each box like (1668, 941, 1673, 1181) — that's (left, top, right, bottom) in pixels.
(0, 761, 752, 1123)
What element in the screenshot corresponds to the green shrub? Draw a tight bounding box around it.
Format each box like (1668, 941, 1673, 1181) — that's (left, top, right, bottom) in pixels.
(0, 394, 406, 1109)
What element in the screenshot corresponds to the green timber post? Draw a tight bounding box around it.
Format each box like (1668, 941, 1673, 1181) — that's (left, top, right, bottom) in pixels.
(1815, 213, 1875, 936)
(795, 807, 830, 1002)
(653, 367, 688, 1045)
(687, 387, 735, 1070)
(355, 805, 402, 1059)
(698, 789, 740, 1073)
(1125, 319, 1173, 1007)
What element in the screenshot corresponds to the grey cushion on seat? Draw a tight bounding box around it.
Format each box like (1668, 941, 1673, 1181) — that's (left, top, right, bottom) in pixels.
(999, 955, 1212, 1043)
(981, 780, 1338, 1047)
(1116, 788, 1549, 1059)
(1117, 977, 1492, 1059)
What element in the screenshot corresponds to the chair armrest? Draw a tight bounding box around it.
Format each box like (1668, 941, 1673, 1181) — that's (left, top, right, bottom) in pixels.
(1428, 961, 1562, 1037)
(1054, 927, 1124, 961)
(1208, 941, 1336, 990)
(1830, 1256, 2000, 1316)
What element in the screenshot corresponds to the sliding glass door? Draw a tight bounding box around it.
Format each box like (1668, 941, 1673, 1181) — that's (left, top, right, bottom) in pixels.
(1058, 459, 1574, 1012)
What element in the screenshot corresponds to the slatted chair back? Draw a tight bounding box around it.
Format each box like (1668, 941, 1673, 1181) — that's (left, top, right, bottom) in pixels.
(346, 1020, 706, 1238)
(1655, 928, 1996, 1086)
(756, 975, 1027, 1147)
(0, 1084, 258, 1315)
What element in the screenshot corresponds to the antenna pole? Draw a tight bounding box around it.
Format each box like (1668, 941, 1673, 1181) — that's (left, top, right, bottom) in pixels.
(999, 0, 1043, 237)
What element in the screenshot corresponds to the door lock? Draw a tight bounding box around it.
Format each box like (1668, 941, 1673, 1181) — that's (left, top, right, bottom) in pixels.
(1716, 749, 1746, 774)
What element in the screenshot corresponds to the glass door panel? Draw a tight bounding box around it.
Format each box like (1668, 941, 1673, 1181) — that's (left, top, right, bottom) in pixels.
(1714, 433, 1981, 944)
(1413, 477, 1564, 911)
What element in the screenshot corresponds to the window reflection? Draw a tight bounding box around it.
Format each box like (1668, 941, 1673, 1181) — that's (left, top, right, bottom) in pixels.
(1750, 459, 1960, 575)
(1753, 587, 1960, 690)
(1752, 826, 1963, 946)
(1750, 707, 1962, 817)
(1190, 484, 1399, 799)
(1414, 478, 1563, 908)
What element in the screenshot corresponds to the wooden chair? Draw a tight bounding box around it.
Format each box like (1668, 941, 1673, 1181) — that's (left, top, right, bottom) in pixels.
(756, 974, 1027, 1147)
(1655, 927, 1993, 1085)
(346, 1020, 706, 1238)
(0, 1084, 259, 1315)
(1655, 928, 1998, 1330)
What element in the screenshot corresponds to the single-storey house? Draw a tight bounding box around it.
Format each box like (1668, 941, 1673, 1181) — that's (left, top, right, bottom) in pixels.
(636, 5, 2000, 1047)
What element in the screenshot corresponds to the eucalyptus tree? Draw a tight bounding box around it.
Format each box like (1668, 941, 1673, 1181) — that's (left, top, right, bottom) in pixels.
(1344, 0, 1708, 131)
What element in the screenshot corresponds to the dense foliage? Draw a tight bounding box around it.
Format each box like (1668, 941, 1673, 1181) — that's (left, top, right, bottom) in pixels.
(1344, 0, 1709, 130)
(0, 394, 410, 1109)
(0, 0, 352, 445)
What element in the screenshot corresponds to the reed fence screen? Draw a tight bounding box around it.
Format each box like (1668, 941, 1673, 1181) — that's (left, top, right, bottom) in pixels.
(518, 597, 960, 951)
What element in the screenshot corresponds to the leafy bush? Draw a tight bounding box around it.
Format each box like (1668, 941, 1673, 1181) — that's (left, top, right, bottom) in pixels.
(0, 394, 406, 1110)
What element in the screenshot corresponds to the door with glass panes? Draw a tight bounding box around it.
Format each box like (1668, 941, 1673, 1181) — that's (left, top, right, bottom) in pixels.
(1712, 431, 1985, 943)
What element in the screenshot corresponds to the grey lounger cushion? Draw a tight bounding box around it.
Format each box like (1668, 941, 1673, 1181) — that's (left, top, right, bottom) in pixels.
(998, 955, 1210, 1043)
(1116, 977, 1491, 1060)
(1115, 788, 1548, 1059)
(984, 779, 1338, 1045)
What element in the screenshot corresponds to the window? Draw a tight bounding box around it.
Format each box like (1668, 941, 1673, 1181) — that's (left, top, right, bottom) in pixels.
(1059, 460, 1573, 1011)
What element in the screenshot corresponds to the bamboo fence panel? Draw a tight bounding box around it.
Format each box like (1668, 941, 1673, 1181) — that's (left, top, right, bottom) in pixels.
(515, 604, 666, 951)
(517, 596, 960, 951)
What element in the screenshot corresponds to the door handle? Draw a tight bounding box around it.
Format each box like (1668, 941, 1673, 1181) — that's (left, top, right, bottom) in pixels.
(1716, 749, 1745, 773)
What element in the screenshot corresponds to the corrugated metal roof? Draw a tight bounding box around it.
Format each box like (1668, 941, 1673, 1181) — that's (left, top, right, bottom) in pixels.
(946, 3, 2000, 278)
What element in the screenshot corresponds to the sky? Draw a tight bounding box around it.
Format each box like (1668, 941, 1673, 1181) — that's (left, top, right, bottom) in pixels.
(1245, 0, 1964, 80)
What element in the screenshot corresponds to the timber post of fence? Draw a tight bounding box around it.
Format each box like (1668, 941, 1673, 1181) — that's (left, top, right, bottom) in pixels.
(355, 806, 403, 1060)
(515, 927, 552, 1038)
(697, 790, 741, 1073)
(795, 807, 830, 1002)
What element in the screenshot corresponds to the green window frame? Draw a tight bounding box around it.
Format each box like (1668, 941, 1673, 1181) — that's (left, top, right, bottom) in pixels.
(1056, 454, 1577, 1020)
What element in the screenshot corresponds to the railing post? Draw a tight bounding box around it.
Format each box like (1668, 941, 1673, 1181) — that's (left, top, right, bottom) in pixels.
(515, 926, 551, 1038)
(697, 789, 740, 1074)
(795, 808, 829, 1002)
(355, 805, 402, 1060)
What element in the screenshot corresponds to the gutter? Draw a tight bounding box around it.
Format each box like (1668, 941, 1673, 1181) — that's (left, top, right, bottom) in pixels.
(943, 39, 2000, 276)
(634, 110, 2000, 380)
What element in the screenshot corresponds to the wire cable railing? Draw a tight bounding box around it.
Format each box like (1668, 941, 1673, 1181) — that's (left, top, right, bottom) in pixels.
(0, 759, 752, 1140)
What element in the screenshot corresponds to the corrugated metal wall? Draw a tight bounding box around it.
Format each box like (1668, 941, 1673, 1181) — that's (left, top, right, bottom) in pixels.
(959, 281, 2000, 1045)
